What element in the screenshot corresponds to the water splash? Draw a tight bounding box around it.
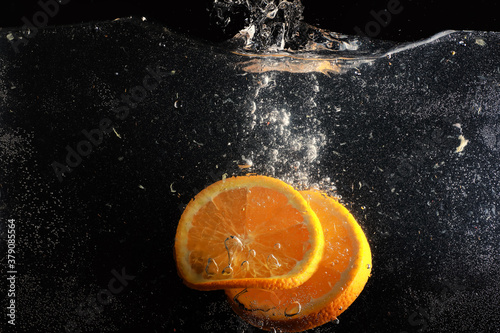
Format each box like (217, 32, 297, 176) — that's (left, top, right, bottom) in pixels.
(212, 0, 305, 51)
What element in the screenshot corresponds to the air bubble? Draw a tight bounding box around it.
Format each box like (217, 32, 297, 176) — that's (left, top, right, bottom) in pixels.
(280, 110, 290, 126)
(249, 249, 256, 257)
(332, 318, 340, 324)
(225, 236, 244, 269)
(265, 165, 276, 176)
(305, 145, 318, 162)
(274, 243, 281, 250)
(290, 141, 301, 151)
(266, 4, 278, 18)
(269, 149, 279, 162)
(267, 254, 281, 269)
(205, 258, 218, 277)
(241, 261, 249, 271)
(250, 101, 256, 113)
(284, 301, 301, 317)
(174, 99, 183, 108)
(222, 266, 234, 275)
(269, 109, 280, 123)
(367, 264, 371, 269)
(225, 236, 244, 256)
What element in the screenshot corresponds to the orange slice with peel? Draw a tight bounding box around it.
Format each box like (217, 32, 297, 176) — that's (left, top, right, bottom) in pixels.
(174, 176, 325, 291)
(225, 190, 372, 332)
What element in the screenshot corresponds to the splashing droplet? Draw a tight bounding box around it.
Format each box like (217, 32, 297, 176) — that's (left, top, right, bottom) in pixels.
(205, 258, 218, 277)
(284, 301, 301, 317)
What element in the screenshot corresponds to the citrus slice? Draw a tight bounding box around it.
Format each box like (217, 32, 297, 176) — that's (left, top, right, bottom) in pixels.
(174, 176, 325, 291)
(225, 190, 372, 332)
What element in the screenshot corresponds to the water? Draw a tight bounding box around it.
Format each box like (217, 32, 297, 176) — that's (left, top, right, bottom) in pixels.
(1, 0, 499, 332)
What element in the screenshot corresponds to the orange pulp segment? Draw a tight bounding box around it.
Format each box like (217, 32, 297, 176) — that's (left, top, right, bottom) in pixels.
(174, 176, 325, 291)
(225, 190, 372, 331)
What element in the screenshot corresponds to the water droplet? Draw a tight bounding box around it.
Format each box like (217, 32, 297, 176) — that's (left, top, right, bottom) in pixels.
(267, 254, 281, 269)
(225, 236, 244, 256)
(222, 265, 233, 275)
(174, 99, 183, 108)
(265, 165, 275, 176)
(338, 306, 343, 311)
(269, 149, 279, 162)
(278, 1, 288, 10)
(269, 109, 280, 122)
(280, 110, 290, 126)
(367, 264, 371, 269)
(290, 141, 301, 151)
(305, 144, 318, 162)
(266, 4, 278, 18)
(332, 318, 340, 324)
(284, 301, 301, 317)
(241, 261, 249, 271)
(266, 3, 277, 12)
(249, 249, 256, 257)
(205, 258, 218, 277)
(274, 243, 281, 250)
(224, 236, 244, 268)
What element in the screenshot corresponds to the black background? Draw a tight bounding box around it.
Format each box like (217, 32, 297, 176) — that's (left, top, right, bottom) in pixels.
(0, 1, 499, 333)
(0, 0, 499, 42)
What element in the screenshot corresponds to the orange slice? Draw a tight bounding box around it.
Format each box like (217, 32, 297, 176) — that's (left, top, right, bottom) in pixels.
(225, 190, 372, 332)
(174, 176, 325, 291)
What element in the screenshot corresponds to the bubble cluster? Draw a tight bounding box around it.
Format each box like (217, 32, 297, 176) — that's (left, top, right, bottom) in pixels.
(239, 72, 335, 191)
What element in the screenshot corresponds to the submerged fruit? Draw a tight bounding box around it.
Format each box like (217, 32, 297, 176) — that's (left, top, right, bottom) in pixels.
(225, 190, 372, 332)
(174, 176, 325, 291)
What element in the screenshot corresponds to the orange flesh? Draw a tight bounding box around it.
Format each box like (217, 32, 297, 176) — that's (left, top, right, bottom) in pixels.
(230, 196, 350, 304)
(226, 190, 372, 331)
(186, 187, 311, 280)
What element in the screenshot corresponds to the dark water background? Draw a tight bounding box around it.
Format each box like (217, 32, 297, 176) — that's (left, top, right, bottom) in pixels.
(0, 1, 499, 333)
